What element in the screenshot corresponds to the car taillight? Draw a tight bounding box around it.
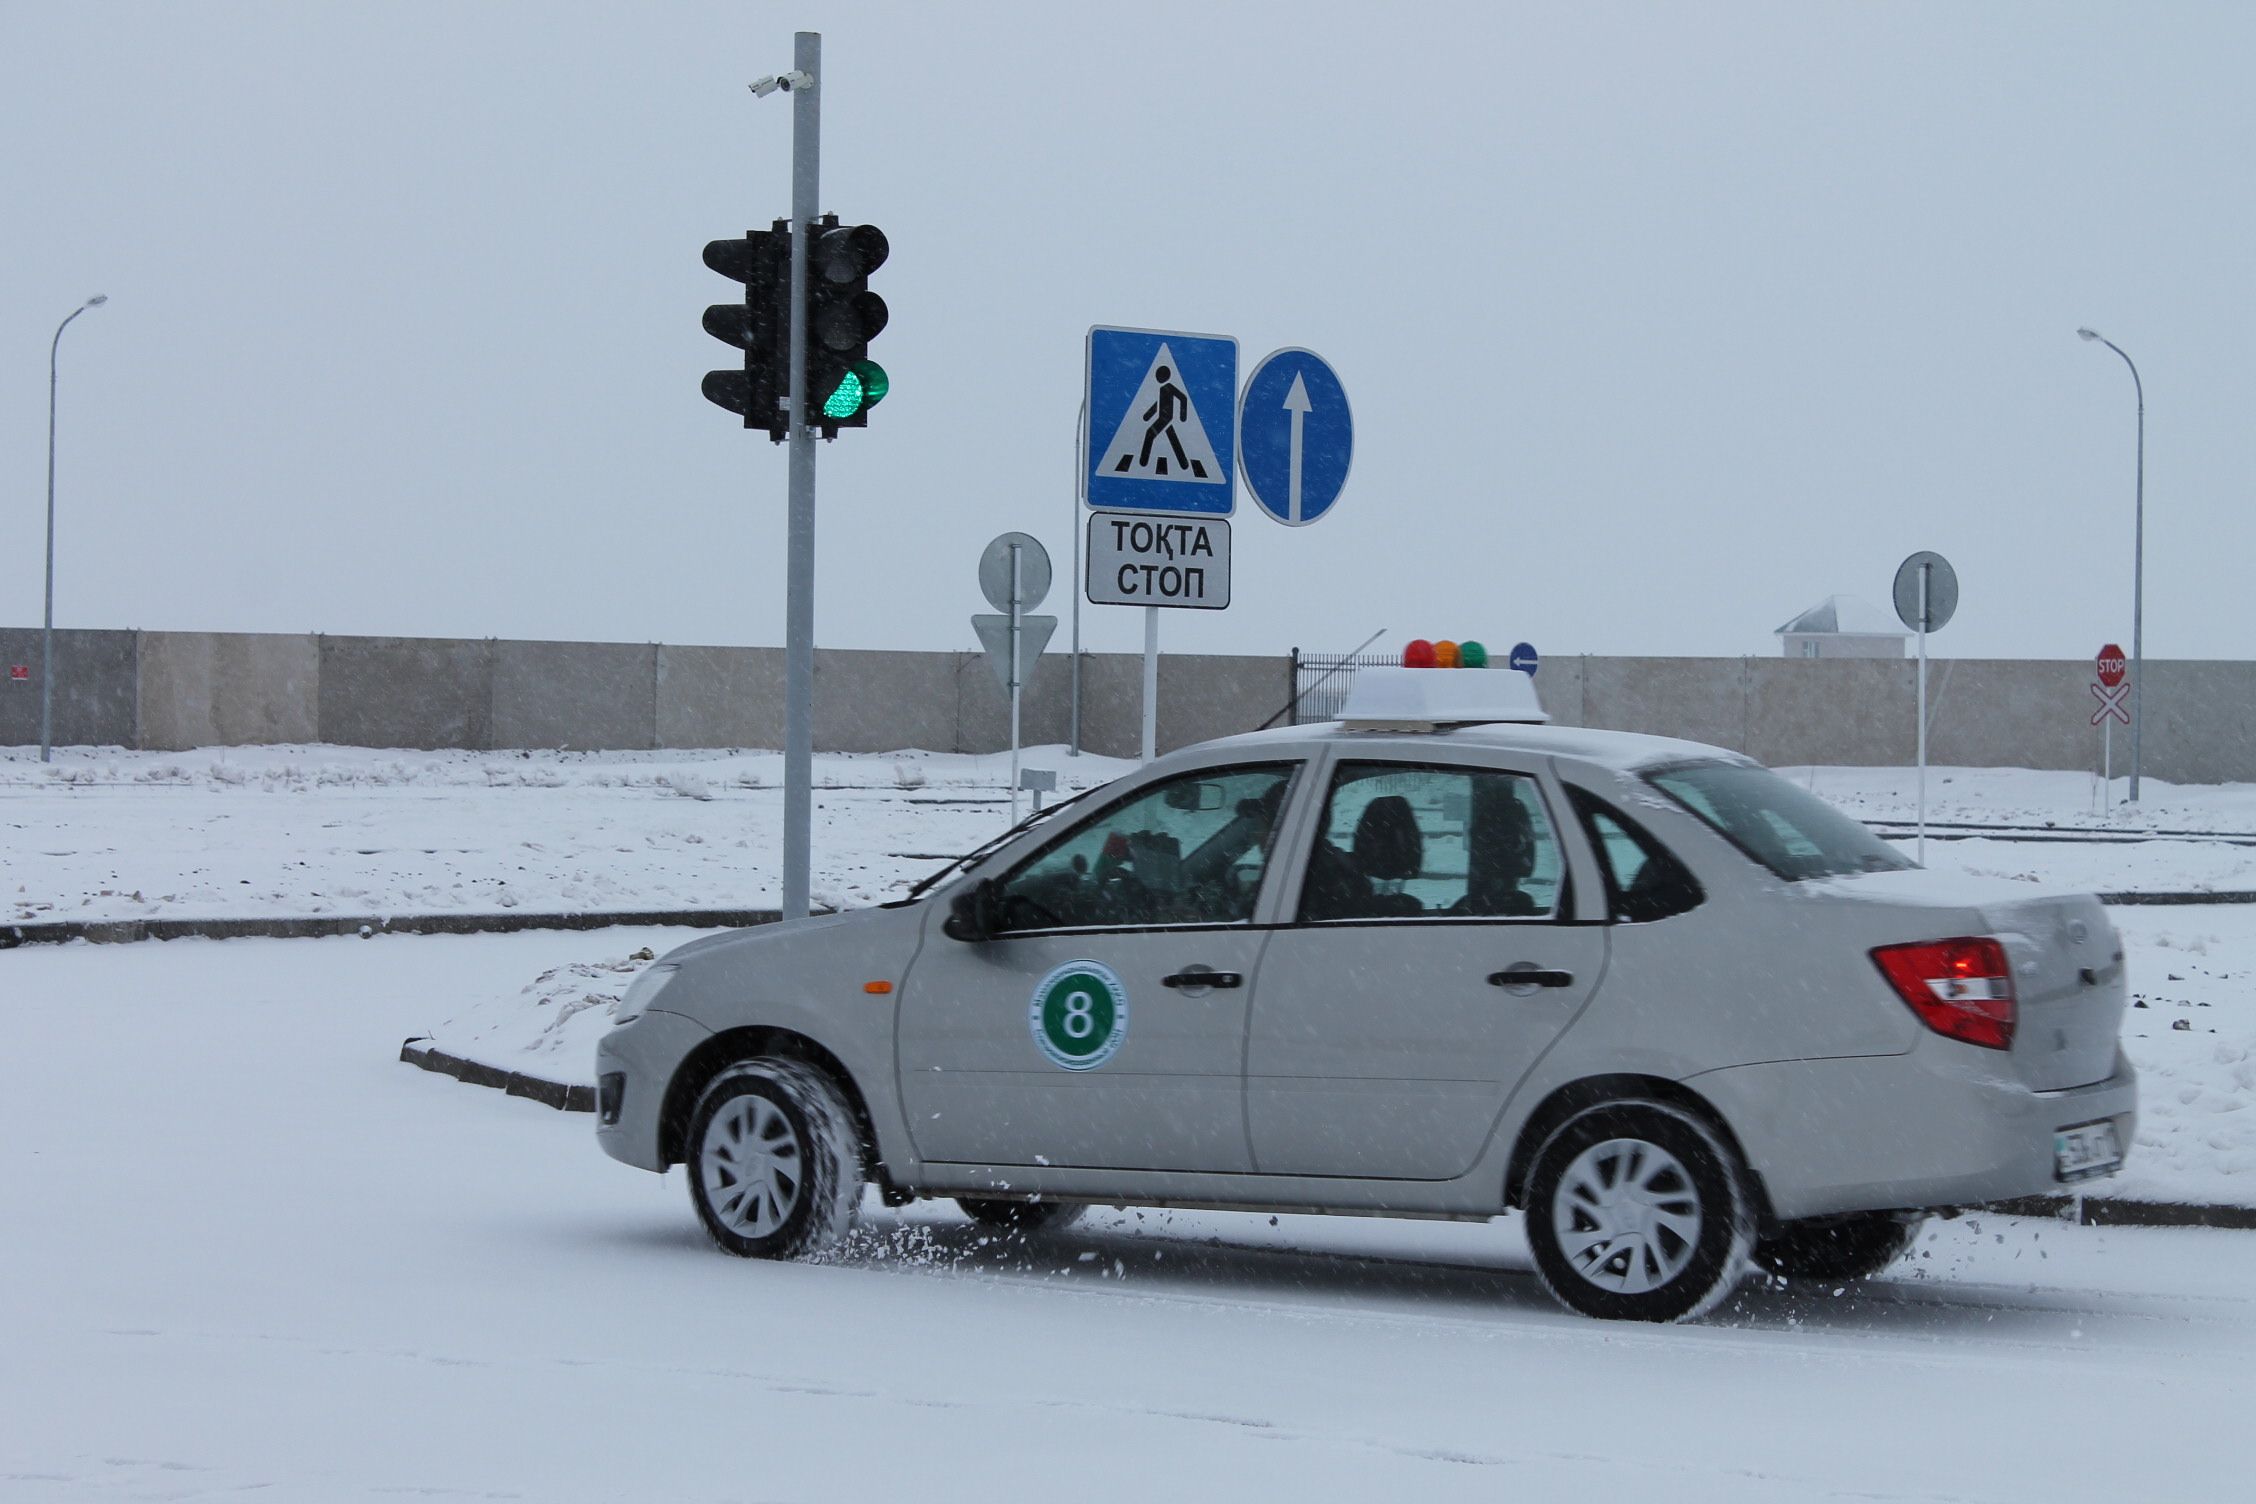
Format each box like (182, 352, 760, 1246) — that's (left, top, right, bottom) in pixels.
(1871, 937, 2016, 1051)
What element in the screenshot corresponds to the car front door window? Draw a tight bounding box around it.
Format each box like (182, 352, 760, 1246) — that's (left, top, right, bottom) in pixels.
(996, 764, 1297, 931)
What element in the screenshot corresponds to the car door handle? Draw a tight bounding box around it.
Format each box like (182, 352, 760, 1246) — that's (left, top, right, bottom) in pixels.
(1488, 967, 1575, 990)
(1162, 970, 1243, 990)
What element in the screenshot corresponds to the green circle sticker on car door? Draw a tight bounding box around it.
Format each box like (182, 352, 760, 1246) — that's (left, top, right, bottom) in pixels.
(1028, 960, 1130, 1070)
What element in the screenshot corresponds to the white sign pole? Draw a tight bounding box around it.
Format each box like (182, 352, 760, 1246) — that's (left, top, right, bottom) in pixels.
(1009, 542, 1024, 824)
(1141, 606, 1159, 762)
(1916, 564, 1929, 864)
(2104, 714, 2112, 805)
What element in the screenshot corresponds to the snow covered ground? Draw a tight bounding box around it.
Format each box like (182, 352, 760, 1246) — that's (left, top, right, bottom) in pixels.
(0, 744, 1134, 925)
(2, 930, 2248, 1502)
(7, 749, 2254, 932)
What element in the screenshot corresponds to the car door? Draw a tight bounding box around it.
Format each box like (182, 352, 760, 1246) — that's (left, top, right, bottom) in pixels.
(1245, 752, 1608, 1180)
(898, 760, 1304, 1173)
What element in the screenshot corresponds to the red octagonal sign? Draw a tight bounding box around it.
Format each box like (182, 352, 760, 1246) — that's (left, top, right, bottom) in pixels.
(2096, 644, 2127, 688)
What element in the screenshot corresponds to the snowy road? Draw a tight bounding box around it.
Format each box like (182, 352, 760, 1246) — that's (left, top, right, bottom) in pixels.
(1, 932, 2244, 1502)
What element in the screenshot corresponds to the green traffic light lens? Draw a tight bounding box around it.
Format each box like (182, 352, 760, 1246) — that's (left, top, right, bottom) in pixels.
(850, 360, 888, 409)
(821, 370, 864, 419)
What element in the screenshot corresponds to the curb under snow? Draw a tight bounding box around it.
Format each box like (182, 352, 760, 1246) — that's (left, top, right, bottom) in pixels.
(1, 906, 784, 948)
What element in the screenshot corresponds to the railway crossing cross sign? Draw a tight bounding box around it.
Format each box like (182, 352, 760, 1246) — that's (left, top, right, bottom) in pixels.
(2091, 643, 2130, 726)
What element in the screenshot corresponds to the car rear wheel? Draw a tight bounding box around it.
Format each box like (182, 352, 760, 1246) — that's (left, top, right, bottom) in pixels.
(1755, 1211, 1927, 1284)
(955, 1197, 1087, 1235)
(687, 1059, 862, 1261)
(1523, 1102, 1754, 1323)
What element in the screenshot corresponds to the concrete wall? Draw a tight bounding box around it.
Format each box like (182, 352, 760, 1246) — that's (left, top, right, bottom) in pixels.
(138, 631, 318, 749)
(0, 628, 138, 749)
(6, 626, 2254, 782)
(493, 640, 655, 751)
(316, 636, 494, 750)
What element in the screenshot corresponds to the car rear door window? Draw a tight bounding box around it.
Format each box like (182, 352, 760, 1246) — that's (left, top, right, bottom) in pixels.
(1565, 786, 1703, 922)
(1299, 763, 1563, 921)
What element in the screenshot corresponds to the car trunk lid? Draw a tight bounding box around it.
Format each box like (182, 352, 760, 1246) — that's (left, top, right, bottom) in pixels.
(1977, 890, 2127, 1091)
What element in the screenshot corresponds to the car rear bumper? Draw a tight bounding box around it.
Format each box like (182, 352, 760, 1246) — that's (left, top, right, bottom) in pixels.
(1690, 1045, 2139, 1224)
(594, 1009, 712, 1173)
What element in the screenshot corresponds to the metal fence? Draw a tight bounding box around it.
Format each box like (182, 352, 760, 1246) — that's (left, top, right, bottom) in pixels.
(1287, 647, 1401, 724)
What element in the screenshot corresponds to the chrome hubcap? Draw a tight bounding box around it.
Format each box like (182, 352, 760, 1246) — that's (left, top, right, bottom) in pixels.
(1553, 1137, 1703, 1294)
(700, 1093, 803, 1239)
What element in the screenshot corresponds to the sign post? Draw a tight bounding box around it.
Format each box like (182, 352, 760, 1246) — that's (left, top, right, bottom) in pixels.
(975, 532, 1053, 822)
(1084, 325, 1239, 762)
(1893, 551, 1960, 863)
(2092, 642, 2130, 801)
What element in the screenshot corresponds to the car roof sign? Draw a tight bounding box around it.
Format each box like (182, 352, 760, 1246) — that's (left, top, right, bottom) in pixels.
(1337, 666, 1550, 731)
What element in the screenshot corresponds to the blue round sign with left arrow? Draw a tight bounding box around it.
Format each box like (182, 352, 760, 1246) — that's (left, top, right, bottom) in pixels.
(1238, 348, 1352, 527)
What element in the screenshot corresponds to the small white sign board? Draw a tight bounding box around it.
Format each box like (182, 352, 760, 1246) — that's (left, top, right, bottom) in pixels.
(1084, 511, 1230, 610)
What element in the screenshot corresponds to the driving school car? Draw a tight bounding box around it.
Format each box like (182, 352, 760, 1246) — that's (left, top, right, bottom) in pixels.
(596, 665, 2135, 1322)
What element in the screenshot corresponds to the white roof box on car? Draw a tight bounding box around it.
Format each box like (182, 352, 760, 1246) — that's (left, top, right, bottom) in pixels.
(1337, 666, 1549, 731)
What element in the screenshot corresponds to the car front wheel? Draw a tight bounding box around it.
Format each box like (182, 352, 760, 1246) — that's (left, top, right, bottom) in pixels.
(1523, 1102, 1754, 1323)
(687, 1059, 862, 1261)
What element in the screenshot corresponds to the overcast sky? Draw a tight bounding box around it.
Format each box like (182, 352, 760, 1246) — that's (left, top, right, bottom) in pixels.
(5, 1, 2251, 663)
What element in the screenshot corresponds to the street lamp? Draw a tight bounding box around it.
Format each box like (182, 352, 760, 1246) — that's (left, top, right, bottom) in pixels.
(2078, 326, 2145, 803)
(43, 294, 107, 764)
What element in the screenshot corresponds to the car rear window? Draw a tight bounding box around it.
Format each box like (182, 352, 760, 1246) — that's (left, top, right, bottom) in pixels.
(1646, 762, 1912, 881)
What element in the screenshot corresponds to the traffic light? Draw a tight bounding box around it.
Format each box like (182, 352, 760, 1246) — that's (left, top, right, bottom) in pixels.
(805, 214, 889, 436)
(701, 222, 789, 440)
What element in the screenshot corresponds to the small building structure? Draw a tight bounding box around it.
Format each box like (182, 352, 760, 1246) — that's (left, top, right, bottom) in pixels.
(1775, 595, 1909, 659)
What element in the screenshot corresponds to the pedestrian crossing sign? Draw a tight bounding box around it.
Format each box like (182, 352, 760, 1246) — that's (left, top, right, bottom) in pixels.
(1085, 326, 1238, 517)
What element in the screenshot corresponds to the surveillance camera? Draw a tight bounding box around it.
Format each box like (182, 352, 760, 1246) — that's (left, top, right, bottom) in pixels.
(748, 70, 813, 98)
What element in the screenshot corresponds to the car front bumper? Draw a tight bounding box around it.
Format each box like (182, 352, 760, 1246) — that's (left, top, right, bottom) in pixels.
(1690, 1045, 2139, 1224)
(594, 1009, 713, 1173)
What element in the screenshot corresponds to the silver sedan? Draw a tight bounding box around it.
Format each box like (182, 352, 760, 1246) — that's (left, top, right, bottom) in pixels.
(597, 680, 2135, 1322)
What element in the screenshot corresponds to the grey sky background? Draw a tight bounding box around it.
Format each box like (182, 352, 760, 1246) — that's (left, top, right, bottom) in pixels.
(4, 1, 2250, 663)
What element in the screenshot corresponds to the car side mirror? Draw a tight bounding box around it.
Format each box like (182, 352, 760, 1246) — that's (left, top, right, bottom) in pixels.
(944, 877, 1004, 942)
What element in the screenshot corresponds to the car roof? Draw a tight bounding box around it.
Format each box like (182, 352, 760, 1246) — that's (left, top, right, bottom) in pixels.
(1162, 719, 1748, 774)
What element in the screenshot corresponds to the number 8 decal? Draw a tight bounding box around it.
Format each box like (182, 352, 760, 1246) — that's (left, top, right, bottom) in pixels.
(1029, 961, 1130, 1070)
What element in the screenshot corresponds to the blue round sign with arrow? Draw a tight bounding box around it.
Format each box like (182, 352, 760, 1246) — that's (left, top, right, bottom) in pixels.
(1509, 642, 1539, 675)
(1237, 348, 1352, 527)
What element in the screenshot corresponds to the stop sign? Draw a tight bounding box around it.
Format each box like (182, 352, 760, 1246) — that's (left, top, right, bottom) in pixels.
(2096, 644, 2127, 688)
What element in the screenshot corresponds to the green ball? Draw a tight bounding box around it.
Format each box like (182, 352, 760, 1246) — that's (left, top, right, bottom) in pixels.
(1459, 640, 1489, 668)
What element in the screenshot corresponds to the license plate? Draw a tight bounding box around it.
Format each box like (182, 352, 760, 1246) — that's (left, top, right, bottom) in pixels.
(2054, 1120, 2123, 1182)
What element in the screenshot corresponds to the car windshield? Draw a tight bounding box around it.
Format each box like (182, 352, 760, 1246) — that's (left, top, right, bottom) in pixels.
(1647, 762, 1912, 881)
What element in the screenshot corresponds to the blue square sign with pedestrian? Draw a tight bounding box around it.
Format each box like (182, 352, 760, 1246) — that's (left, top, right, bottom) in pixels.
(1085, 326, 1238, 517)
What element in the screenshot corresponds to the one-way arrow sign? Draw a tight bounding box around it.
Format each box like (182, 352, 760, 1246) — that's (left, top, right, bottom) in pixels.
(1239, 348, 1352, 527)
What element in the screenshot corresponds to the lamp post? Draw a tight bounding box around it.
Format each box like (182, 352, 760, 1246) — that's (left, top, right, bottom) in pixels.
(43, 294, 108, 764)
(2078, 326, 2144, 803)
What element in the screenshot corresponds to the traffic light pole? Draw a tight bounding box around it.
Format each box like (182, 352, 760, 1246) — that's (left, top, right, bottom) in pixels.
(782, 29, 820, 921)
